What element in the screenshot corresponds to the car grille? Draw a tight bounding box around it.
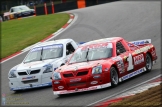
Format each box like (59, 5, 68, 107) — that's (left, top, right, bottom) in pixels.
(63, 73, 74, 78)
(18, 72, 27, 76)
(30, 70, 40, 74)
(69, 82, 86, 87)
(18, 69, 40, 76)
(22, 79, 38, 84)
(76, 71, 88, 76)
(63, 71, 89, 78)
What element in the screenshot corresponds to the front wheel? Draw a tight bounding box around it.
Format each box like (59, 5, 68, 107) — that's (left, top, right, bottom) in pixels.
(110, 67, 119, 87)
(145, 53, 152, 72)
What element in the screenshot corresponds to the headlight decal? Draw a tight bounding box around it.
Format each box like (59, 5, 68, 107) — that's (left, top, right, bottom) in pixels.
(92, 65, 102, 75)
(9, 69, 17, 78)
(43, 64, 53, 73)
(53, 72, 61, 80)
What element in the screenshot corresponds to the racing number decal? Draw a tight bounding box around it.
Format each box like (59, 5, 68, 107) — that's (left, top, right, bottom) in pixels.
(127, 53, 134, 71)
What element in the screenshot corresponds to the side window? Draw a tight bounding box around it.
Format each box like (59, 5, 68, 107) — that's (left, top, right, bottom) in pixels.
(66, 43, 75, 55)
(11, 9, 14, 12)
(116, 41, 126, 55)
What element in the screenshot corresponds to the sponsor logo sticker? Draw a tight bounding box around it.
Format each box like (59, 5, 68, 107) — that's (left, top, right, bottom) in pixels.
(134, 54, 144, 65)
(70, 78, 81, 82)
(58, 86, 64, 89)
(22, 76, 35, 80)
(90, 81, 98, 85)
(134, 46, 151, 54)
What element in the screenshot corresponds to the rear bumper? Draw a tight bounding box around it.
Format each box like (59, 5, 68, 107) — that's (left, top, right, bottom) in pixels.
(53, 82, 111, 95)
(10, 82, 52, 91)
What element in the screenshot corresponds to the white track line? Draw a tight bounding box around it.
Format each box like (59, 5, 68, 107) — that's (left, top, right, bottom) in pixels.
(86, 74, 161, 106)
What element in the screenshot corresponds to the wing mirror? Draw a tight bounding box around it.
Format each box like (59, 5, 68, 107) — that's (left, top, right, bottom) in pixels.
(117, 49, 120, 55)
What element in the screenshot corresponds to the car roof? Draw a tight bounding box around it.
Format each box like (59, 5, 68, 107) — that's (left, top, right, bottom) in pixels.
(81, 37, 122, 46)
(12, 5, 28, 8)
(33, 39, 72, 48)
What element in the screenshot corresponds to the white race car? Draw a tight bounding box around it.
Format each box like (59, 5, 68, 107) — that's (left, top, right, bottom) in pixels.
(8, 39, 80, 91)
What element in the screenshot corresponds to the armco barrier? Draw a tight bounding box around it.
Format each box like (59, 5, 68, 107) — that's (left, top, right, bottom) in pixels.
(34, 0, 120, 16)
(35, 1, 77, 16)
(85, 0, 97, 7)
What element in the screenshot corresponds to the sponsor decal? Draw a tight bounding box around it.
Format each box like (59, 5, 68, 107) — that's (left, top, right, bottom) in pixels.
(31, 44, 62, 52)
(122, 68, 144, 81)
(82, 43, 112, 51)
(90, 81, 98, 85)
(56, 83, 111, 94)
(70, 78, 81, 82)
(113, 57, 125, 73)
(43, 44, 63, 50)
(59, 86, 98, 94)
(112, 56, 122, 61)
(133, 54, 144, 65)
(131, 41, 145, 45)
(130, 39, 151, 46)
(54, 81, 60, 84)
(133, 46, 151, 54)
(22, 76, 35, 80)
(31, 47, 42, 52)
(58, 86, 64, 89)
(93, 75, 101, 79)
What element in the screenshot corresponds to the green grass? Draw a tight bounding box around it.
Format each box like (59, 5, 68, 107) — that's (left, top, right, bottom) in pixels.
(1, 13, 69, 59)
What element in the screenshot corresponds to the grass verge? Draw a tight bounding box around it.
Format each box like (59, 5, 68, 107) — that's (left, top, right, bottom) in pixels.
(108, 83, 162, 107)
(1, 13, 69, 59)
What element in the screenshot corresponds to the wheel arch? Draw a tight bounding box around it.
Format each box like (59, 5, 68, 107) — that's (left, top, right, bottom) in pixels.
(146, 51, 153, 61)
(111, 64, 120, 77)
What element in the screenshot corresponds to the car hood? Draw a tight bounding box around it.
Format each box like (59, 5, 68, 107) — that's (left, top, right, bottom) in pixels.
(58, 59, 111, 73)
(16, 58, 59, 71)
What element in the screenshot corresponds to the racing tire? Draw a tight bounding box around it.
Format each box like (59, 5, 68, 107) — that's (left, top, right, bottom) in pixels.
(110, 67, 119, 87)
(145, 53, 152, 72)
(60, 64, 65, 66)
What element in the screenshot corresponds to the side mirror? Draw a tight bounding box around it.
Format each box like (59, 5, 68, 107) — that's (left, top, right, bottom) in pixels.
(66, 50, 69, 55)
(117, 49, 120, 55)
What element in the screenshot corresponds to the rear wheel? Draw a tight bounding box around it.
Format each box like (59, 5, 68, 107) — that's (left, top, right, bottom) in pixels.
(145, 53, 152, 72)
(110, 67, 119, 87)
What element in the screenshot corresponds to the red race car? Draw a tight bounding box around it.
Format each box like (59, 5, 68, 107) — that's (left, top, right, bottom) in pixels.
(51, 37, 157, 95)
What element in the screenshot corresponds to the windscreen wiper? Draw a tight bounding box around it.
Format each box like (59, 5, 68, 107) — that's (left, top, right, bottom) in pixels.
(85, 48, 89, 62)
(40, 48, 43, 61)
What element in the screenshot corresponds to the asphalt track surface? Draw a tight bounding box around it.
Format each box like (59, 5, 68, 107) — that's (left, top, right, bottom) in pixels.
(1, 1, 161, 106)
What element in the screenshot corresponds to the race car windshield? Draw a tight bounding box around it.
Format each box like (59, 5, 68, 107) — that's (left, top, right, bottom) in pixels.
(69, 43, 113, 64)
(19, 6, 30, 10)
(13, 6, 30, 12)
(23, 44, 63, 63)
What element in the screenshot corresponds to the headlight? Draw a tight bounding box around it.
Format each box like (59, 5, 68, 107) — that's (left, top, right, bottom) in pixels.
(43, 64, 52, 73)
(92, 65, 102, 75)
(53, 72, 61, 80)
(8, 70, 17, 78)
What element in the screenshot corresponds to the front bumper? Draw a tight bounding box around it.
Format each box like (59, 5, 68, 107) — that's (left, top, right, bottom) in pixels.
(53, 82, 111, 95)
(9, 73, 52, 91)
(10, 82, 52, 91)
